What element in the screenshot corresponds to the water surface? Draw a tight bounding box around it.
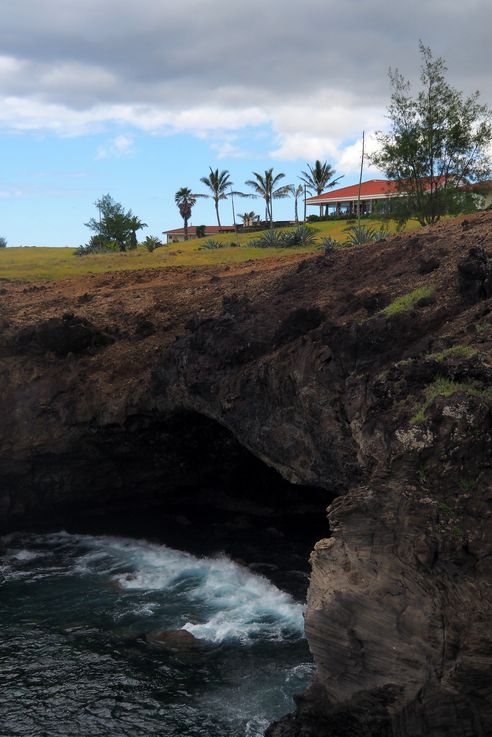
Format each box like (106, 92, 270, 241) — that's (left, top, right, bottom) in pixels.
(0, 531, 313, 736)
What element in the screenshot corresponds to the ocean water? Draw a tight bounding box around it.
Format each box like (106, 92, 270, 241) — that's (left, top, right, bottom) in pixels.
(0, 531, 314, 736)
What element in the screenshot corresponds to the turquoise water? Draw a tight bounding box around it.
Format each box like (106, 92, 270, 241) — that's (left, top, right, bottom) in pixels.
(0, 531, 314, 736)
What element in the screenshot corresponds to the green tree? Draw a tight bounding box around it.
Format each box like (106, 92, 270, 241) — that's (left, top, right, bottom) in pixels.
(288, 184, 305, 222)
(127, 215, 148, 250)
(244, 168, 291, 226)
(238, 211, 259, 227)
(299, 160, 343, 215)
(174, 187, 206, 240)
(371, 43, 492, 225)
(85, 194, 146, 251)
(199, 168, 233, 226)
(0, 237, 7, 248)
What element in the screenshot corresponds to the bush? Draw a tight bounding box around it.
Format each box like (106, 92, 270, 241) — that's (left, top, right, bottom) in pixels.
(319, 236, 340, 253)
(0, 237, 7, 248)
(252, 226, 319, 249)
(281, 224, 319, 247)
(143, 235, 163, 252)
(196, 225, 206, 238)
(74, 235, 118, 256)
(200, 239, 223, 250)
(344, 223, 389, 246)
(254, 229, 288, 248)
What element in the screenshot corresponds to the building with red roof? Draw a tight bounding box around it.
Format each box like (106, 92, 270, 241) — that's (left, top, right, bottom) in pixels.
(305, 179, 404, 216)
(305, 177, 492, 216)
(163, 224, 235, 243)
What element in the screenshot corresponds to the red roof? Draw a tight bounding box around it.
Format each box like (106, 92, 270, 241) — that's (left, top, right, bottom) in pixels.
(306, 179, 398, 203)
(306, 177, 450, 203)
(163, 225, 235, 235)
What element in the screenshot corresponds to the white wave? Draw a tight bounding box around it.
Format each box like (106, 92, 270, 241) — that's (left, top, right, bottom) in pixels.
(75, 535, 305, 644)
(2, 532, 306, 645)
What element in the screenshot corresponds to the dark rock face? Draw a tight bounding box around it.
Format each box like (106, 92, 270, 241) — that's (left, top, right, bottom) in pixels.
(1, 215, 491, 736)
(458, 246, 492, 303)
(9, 313, 114, 356)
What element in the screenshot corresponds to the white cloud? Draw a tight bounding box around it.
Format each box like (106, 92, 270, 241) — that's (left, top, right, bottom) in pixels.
(0, 0, 490, 165)
(96, 134, 135, 160)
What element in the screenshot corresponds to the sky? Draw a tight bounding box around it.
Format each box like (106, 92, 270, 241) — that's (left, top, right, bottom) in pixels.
(0, 0, 491, 246)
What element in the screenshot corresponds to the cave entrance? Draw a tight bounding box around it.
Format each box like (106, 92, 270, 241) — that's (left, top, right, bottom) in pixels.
(68, 410, 334, 598)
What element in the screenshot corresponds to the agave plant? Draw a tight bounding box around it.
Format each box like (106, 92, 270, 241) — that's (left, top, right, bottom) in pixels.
(282, 224, 319, 247)
(319, 235, 340, 253)
(344, 223, 391, 246)
(255, 229, 288, 248)
(200, 239, 223, 250)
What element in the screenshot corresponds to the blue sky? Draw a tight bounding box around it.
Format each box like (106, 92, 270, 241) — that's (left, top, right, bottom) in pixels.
(0, 125, 370, 246)
(0, 0, 491, 247)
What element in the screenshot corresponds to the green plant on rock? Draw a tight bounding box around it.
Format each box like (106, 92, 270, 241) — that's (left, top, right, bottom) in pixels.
(380, 286, 435, 316)
(410, 375, 492, 424)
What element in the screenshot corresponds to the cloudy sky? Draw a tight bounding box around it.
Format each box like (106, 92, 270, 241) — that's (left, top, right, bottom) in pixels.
(0, 0, 491, 246)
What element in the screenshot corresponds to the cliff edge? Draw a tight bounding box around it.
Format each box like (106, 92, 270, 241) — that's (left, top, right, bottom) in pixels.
(1, 214, 491, 735)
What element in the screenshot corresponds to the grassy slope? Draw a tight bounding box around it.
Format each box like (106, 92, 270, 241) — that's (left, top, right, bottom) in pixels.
(0, 219, 421, 281)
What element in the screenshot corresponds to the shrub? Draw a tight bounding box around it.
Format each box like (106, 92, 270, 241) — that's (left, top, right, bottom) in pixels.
(0, 237, 7, 248)
(196, 225, 206, 238)
(143, 235, 163, 252)
(252, 226, 319, 249)
(74, 235, 118, 256)
(200, 239, 223, 250)
(344, 223, 390, 246)
(281, 224, 319, 247)
(319, 235, 340, 253)
(254, 229, 288, 248)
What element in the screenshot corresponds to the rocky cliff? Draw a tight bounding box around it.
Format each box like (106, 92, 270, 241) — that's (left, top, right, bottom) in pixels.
(1, 214, 491, 736)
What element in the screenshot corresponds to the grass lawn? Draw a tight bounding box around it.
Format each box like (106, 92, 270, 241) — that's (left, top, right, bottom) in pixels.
(0, 219, 421, 282)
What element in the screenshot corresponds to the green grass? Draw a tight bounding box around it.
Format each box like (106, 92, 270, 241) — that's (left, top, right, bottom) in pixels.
(380, 286, 435, 316)
(0, 218, 420, 282)
(428, 345, 476, 361)
(410, 376, 492, 424)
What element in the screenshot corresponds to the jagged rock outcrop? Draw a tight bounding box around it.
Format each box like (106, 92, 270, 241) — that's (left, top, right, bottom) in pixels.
(0, 213, 491, 735)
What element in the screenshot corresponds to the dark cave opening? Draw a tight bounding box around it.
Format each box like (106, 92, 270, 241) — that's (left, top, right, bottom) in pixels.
(59, 410, 335, 598)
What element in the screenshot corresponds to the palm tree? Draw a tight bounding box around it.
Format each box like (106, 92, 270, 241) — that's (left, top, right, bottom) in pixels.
(288, 184, 304, 223)
(299, 160, 343, 216)
(200, 168, 233, 227)
(127, 215, 148, 249)
(174, 187, 206, 240)
(244, 168, 291, 226)
(238, 211, 259, 227)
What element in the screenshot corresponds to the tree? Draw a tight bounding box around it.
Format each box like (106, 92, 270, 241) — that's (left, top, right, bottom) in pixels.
(85, 194, 147, 251)
(238, 211, 259, 227)
(288, 184, 304, 222)
(244, 168, 291, 226)
(174, 187, 206, 240)
(127, 215, 148, 250)
(371, 43, 492, 226)
(199, 168, 233, 226)
(0, 237, 7, 248)
(299, 160, 343, 216)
